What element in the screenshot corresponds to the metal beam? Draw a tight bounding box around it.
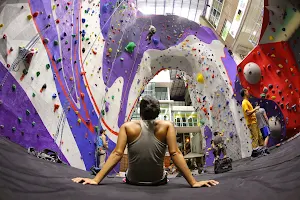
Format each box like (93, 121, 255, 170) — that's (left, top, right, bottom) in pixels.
(172, 0, 175, 14)
(194, 0, 200, 21)
(163, 0, 166, 15)
(187, 0, 192, 19)
(155, 0, 157, 14)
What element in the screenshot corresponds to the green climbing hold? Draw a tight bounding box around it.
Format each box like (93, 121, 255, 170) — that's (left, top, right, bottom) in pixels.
(85, 24, 88, 28)
(57, 58, 62, 63)
(101, 110, 105, 116)
(112, 95, 114, 100)
(65, 6, 68, 10)
(260, 93, 266, 98)
(200, 119, 205, 125)
(54, 40, 59, 46)
(18, 117, 22, 123)
(23, 69, 28, 75)
(46, 64, 50, 69)
(125, 42, 136, 53)
(32, 93, 36, 97)
(12, 84, 16, 91)
(26, 109, 30, 115)
(86, 38, 89, 41)
(36, 71, 41, 77)
(32, 121, 36, 127)
(65, 40, 68, 44)
(94, 126, 99, 133)
(72, 34, 76, 38)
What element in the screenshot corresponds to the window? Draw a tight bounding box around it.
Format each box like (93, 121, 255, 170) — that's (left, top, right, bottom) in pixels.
(248, 0, 264, 46)
(155, 87, 168, 100)
(208, 0, 224, 28)
(172, 112, 199, 127)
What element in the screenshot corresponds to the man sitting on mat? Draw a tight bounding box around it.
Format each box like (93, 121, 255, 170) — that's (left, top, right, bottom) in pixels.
(211, 132, 227, 163)
(73, 95, 219, 188)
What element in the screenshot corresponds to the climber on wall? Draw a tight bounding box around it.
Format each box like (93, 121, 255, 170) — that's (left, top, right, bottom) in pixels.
(240, 89, 265, 157)
(146, 25, 156, 44)
(211, 132, 227, 163)
(255, 105, 270, 154)
(72, 95, 219, 188)
(97, 129, 108, 169)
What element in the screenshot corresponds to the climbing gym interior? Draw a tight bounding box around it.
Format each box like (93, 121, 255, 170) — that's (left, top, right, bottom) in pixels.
(0, 0, 299, 199)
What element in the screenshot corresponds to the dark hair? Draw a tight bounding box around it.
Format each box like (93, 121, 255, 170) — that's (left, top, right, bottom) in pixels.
(240, 89, 247, 97)
(100, 129, 106, 134)
(213, 132, 219, 136)
(140, 95, 160, 120)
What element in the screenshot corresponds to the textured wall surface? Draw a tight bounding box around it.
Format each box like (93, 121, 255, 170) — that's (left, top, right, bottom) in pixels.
(0, 0, 298, 171)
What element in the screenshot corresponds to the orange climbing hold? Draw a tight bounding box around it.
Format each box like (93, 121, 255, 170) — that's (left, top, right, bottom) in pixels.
(92, 49, 97, 55)
(54, 104, 60, 112)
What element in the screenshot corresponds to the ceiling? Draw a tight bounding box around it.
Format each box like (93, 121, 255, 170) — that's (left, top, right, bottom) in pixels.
(134, 0, 207, 22)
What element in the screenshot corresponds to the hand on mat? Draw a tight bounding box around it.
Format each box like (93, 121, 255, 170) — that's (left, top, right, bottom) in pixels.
(192, 180, 219, 188)
(72, 177, 98, 185)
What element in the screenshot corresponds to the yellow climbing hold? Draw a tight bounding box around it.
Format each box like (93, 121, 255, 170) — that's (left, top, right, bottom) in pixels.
(278, 64, 283, 68)
(27, 15, 33, 20)
(196, 73, 204, 84)
(269, 36, 274, 40)
(0, 24, 3, 28)
(52, 5, 57, 10)
(75, 111, 79, 115)
(271, 54, 276, 57)
(290, 68, 294, 72)
(108, 48, 113, 53)
(271, 96, 276, 100)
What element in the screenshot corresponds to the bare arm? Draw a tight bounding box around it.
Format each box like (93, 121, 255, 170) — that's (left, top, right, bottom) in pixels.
(246, 106, 259, 116)
(102, 134, 108, 149)
(93, 125, 127, 184)
(166, 123, 197, 186)
(264, 112, 269, 126)
(72, 125, 127, 185)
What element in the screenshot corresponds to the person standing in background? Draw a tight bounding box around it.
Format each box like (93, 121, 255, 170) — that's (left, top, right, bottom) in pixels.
(97, 129, 108, 169)
(255, 106, 270, 154)
(240, 89, 264, 157)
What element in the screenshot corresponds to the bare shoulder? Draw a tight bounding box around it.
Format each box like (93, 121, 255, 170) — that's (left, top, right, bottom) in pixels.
(155, 120, 174, 127)
(123, 120, 139, 127)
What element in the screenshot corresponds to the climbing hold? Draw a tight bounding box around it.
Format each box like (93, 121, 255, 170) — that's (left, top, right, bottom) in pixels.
(27, 15, 33, 20)
(120, 58, 124, 61)
(54, 40, 59, 46)
(112, 95, 115, 100)
(54, 104, 60, 112)
(43, 38, 49, 44)
(196, 73, 204, 84)
(92, 49, 97, 55)
(82, 18, 86, 23)
(260, 93, 266, 98)
(40, 84, 47, 92)
(269, 36, 274, 41)
(46, 64, 50, 70)
(271, 96, 276, 100)
(12, 84, 16, 91)
(108, 48, 113, 53)
(18, 117, 22, 123)
(32, 122, 35, 127)
(278, 64, 283, 68)
(56, 19, 60, 24)
(12, 127, 16, 132)
(52, 94, 57, 99)
(32, 12, 39, 18)
(125, 42, 136, 53)
(36, 71, 40, 77)
(263, 87, 268, 93)
(26, 109, 30, 115)
(0, 24, 3, 28)
(80, 93, 85, 99)
(75, 111, 79, 115)
(77, 118, 81, 124)
(243, 62, 261, 84)
(32, 93, 36, 97)
(0, 125, 4, 129)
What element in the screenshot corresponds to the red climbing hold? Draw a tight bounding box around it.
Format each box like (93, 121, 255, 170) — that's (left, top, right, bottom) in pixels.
(54, 104, 60, 112)
(80, 93, 85, 99)
(3, 34, 6, 39)
(167, 35, 171, 40)
(56, 19, 60, 24)
(80, 71, 86, 75)
(33, 12, 39, 18)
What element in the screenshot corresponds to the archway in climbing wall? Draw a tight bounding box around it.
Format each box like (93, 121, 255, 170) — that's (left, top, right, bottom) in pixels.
(0, 0, 299, 172)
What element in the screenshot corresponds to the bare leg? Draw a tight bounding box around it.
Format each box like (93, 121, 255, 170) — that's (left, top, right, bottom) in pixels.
(264, 136, 269, 147)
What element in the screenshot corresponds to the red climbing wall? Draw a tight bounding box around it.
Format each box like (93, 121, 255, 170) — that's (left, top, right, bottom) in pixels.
(238, 41, 300, 137)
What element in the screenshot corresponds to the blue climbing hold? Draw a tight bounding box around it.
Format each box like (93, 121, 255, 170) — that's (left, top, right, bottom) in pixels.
(52, 94, 57, 99)
(82, 18, 86, 23)
(152, 37, 159, 45)
(102, 3, 109, 13)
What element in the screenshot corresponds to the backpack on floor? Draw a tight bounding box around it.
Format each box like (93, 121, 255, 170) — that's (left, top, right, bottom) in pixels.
(214, 157, 233, 174)
(27, 147, 66, 164)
